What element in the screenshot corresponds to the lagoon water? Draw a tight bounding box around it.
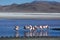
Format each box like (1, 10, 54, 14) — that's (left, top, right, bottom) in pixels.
(0, 19, 60, 37)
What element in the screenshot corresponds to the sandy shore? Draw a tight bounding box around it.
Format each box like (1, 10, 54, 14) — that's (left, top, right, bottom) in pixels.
(0, 36, 60, 40)
(0, 13, 60, 19)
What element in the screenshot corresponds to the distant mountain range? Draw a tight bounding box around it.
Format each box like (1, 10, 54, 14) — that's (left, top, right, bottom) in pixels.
(0, 1, 60, 13)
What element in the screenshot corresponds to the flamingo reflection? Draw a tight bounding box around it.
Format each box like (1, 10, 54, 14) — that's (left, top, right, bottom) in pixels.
(24, 30, 48, 37)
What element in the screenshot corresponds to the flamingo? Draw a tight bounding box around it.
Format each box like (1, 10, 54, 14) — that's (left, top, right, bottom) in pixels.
(14, 26, 19, 31)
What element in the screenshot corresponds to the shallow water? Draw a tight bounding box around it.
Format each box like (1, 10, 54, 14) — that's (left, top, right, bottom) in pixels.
(0, 19, 60, 37)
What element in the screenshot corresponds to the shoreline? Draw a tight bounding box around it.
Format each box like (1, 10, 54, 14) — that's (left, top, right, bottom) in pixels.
(0, 13, 60, 19)
(0, 36, 60, 40)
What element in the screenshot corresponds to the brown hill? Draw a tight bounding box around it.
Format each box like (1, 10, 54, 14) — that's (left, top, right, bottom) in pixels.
(0, 1, 60, 13)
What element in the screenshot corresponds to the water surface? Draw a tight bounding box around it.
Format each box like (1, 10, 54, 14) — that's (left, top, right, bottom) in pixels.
(0, 19, 60, 37)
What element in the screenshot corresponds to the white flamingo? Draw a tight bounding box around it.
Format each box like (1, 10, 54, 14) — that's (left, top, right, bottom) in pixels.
(43, 25, 48, 29)
(39, 25, 48, 29)
(15, 26, 19, 31)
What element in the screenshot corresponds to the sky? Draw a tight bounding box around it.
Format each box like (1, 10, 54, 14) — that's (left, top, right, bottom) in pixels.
(0, 0, 60, 5)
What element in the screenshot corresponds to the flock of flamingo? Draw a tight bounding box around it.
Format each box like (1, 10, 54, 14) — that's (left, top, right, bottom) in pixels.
(14, 25, 48, 37)
(14, 25, 49, 31)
